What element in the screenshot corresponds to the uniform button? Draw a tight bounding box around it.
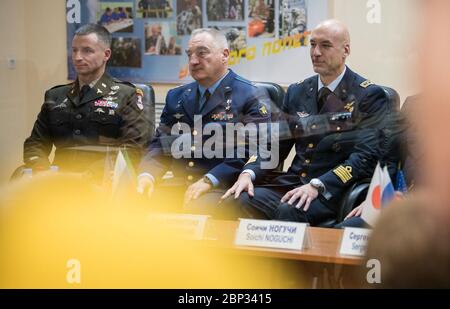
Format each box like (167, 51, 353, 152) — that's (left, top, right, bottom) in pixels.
(192, 130, 198, 136)
(74, 129, 81, 135)
(75, 114, 82, 120)
(305, 159, 311, 164)
(188, 161, 194, 167)
(191, 146, 196, 151)
(336, 126, 341, 131)
(187, 175, 193, 181)
(308, 143, 314, 148)
(301, 172, 307, 178)
(311, 124, 317, 129)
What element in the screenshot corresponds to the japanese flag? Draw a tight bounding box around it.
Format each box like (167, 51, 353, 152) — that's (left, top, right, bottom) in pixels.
(361, 163, 395, 226)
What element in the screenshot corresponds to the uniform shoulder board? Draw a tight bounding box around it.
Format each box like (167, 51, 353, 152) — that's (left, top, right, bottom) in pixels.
(49, 82, 73, 90)
(114, 79, 136, 88)
(296, 80, 304, 85)
(173, 84, 184, 89)
(360, 80, 374, 88)
(235, 75, 254, 86)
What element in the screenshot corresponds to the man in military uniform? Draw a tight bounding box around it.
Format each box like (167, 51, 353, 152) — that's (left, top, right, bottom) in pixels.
(137, 28, 271, 212)
(224, 20, 388, 225)
(24, 24, 148, 178)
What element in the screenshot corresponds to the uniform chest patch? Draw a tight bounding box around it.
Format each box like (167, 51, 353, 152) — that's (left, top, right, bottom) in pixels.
(94, 100, 118, 109)
(211, 112, 234, 121)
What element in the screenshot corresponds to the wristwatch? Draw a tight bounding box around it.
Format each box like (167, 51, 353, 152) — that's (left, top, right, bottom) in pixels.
(309, 178, 325, 194)
(203, 175, 213, 186)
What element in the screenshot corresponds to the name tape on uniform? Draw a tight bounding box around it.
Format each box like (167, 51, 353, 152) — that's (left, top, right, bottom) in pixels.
(339, 227, 371, 256)
(148, 214, 209, 240)
(235, 219, 310, 251)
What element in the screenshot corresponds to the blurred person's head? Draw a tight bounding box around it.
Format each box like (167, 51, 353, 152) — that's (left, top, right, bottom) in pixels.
(364, 2, 450, 289)
(187, 28, 229, 87)
(418, 0, 450, 215)
(366, 196, 450, 288)
(310, 19, 350, 85)
(72, 23, 111, 84)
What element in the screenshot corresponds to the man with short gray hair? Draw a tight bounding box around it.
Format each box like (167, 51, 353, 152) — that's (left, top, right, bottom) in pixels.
(137, 28, 271, 215)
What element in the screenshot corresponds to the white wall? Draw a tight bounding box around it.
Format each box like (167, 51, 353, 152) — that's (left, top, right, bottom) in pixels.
(0, 0, 67, 184)
(332, 0, 421, 103)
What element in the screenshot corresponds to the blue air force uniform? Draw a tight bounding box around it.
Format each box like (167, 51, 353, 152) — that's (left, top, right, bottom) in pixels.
(239, 67, 388, 225)
(139, 69, 271, 188)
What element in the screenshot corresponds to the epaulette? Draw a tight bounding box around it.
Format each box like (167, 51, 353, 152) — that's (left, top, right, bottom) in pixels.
(113, 78, 136, 88)
(50, 82, 73, 90)
(296, 80, 304, 85)
(360, 80, 374, 88)
(235, 75, 255, 87)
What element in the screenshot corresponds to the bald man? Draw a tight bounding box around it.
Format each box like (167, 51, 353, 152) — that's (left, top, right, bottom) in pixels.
(226, 20, 388, 225)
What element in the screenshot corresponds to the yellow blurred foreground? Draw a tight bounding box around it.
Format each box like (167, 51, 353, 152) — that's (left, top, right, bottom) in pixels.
(0, 173, 300, 288)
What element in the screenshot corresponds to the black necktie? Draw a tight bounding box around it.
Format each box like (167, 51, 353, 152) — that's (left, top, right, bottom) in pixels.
(198, 89, 211, 113)
(317, 87, 332, 111)
(203, 89, 211, 105)
(79, 85, 90, 101)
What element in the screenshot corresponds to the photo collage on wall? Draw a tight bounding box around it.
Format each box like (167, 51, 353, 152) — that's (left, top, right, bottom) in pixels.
(85, 0, 308, 81)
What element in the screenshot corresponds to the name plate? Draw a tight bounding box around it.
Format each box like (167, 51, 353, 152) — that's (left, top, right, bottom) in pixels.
(339, 227, 371, 256)
(235, 219, 310, 251)
(148, 214, 209, 240)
